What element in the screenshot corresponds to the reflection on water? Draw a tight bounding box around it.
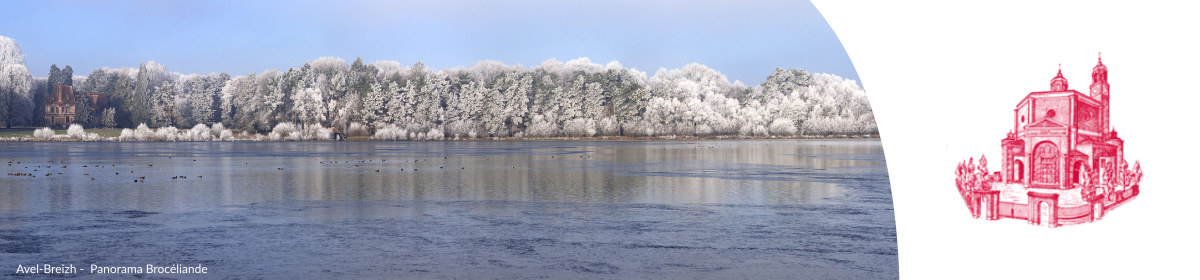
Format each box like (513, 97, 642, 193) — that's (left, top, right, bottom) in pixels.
(0, 139, 897, 279)
(0, 140, 881, 213)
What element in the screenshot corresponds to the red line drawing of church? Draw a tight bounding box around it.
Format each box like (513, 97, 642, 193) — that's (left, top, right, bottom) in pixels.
(955, 54, 1143, 227)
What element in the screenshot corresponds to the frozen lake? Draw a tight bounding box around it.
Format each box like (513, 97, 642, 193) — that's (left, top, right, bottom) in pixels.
(0, 139, 897, 279)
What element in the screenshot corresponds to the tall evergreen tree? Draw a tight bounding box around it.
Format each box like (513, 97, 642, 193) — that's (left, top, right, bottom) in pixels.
(74, 93, 91, 126)
(132, 62, 151, 126)
(112, 71, 135, 127)
(47, 64, 60, 90)
(62, 65, 73, 87)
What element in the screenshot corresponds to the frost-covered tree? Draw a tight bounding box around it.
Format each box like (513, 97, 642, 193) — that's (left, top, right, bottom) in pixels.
(221, 73, 255, 130)
(325, 68, 353, 128)
(791, 73, 875, 135)
(0, 36, 26, 66)
(149, 81, 175, 127)
(604, 67, 649, 135)
(227, 70, 277, 132)
(182, 73, 229, 126)
(529, 69, 561, 134)
(0, 36, 34, 128)
(101, 107, 117, 128)
(0, 64, 33, 128)
(582, 80, 604, 120)
(387, 81, 417, 129)
(372, 60, 410, 81)
(483, 71, 531, 137)
(263, 68, 297, 126)
(470, 60, 523, 85)
(557, 73, 586, 123)
(446, 79, 487, 138)
(361, 80, 389, 128)
(291, 87, 325, 126)
(414, 68, 447, 133)
(756, 68, 810, 103)
(645, 63, 733, 136)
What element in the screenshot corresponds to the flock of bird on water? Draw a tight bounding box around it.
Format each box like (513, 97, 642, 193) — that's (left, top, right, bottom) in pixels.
(3, 144, 732, 185)
(4, 153, 604, 183)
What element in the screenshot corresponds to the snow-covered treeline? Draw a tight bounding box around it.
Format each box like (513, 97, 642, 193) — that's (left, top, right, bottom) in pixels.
(2, 36, 877, 138)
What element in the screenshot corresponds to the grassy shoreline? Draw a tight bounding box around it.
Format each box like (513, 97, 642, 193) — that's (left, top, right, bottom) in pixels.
(0, 128, 125, 138)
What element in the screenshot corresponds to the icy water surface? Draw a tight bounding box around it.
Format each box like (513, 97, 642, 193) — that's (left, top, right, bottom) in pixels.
(0, 140, 896, 279)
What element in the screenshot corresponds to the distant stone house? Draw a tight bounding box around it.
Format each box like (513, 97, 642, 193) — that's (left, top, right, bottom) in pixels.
(45, 85, 76, 127)
(43, 84, 109, 127)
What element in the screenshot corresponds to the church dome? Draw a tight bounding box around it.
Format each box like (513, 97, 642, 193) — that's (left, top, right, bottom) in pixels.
(1050, 66, 1068, 91)
(1092, 53, 1107, 84)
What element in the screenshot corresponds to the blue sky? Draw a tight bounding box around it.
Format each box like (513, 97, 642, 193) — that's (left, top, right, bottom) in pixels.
(0, 0, 858, 85)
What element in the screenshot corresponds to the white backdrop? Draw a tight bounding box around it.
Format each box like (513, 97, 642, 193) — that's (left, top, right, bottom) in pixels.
(813, 1, 1199, 279)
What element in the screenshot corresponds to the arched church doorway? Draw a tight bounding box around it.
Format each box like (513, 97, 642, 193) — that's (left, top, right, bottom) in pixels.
(1033, 142, 1059, 185)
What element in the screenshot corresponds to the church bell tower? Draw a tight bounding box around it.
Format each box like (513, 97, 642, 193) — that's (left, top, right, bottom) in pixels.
(1090, 53, 1110, 132)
